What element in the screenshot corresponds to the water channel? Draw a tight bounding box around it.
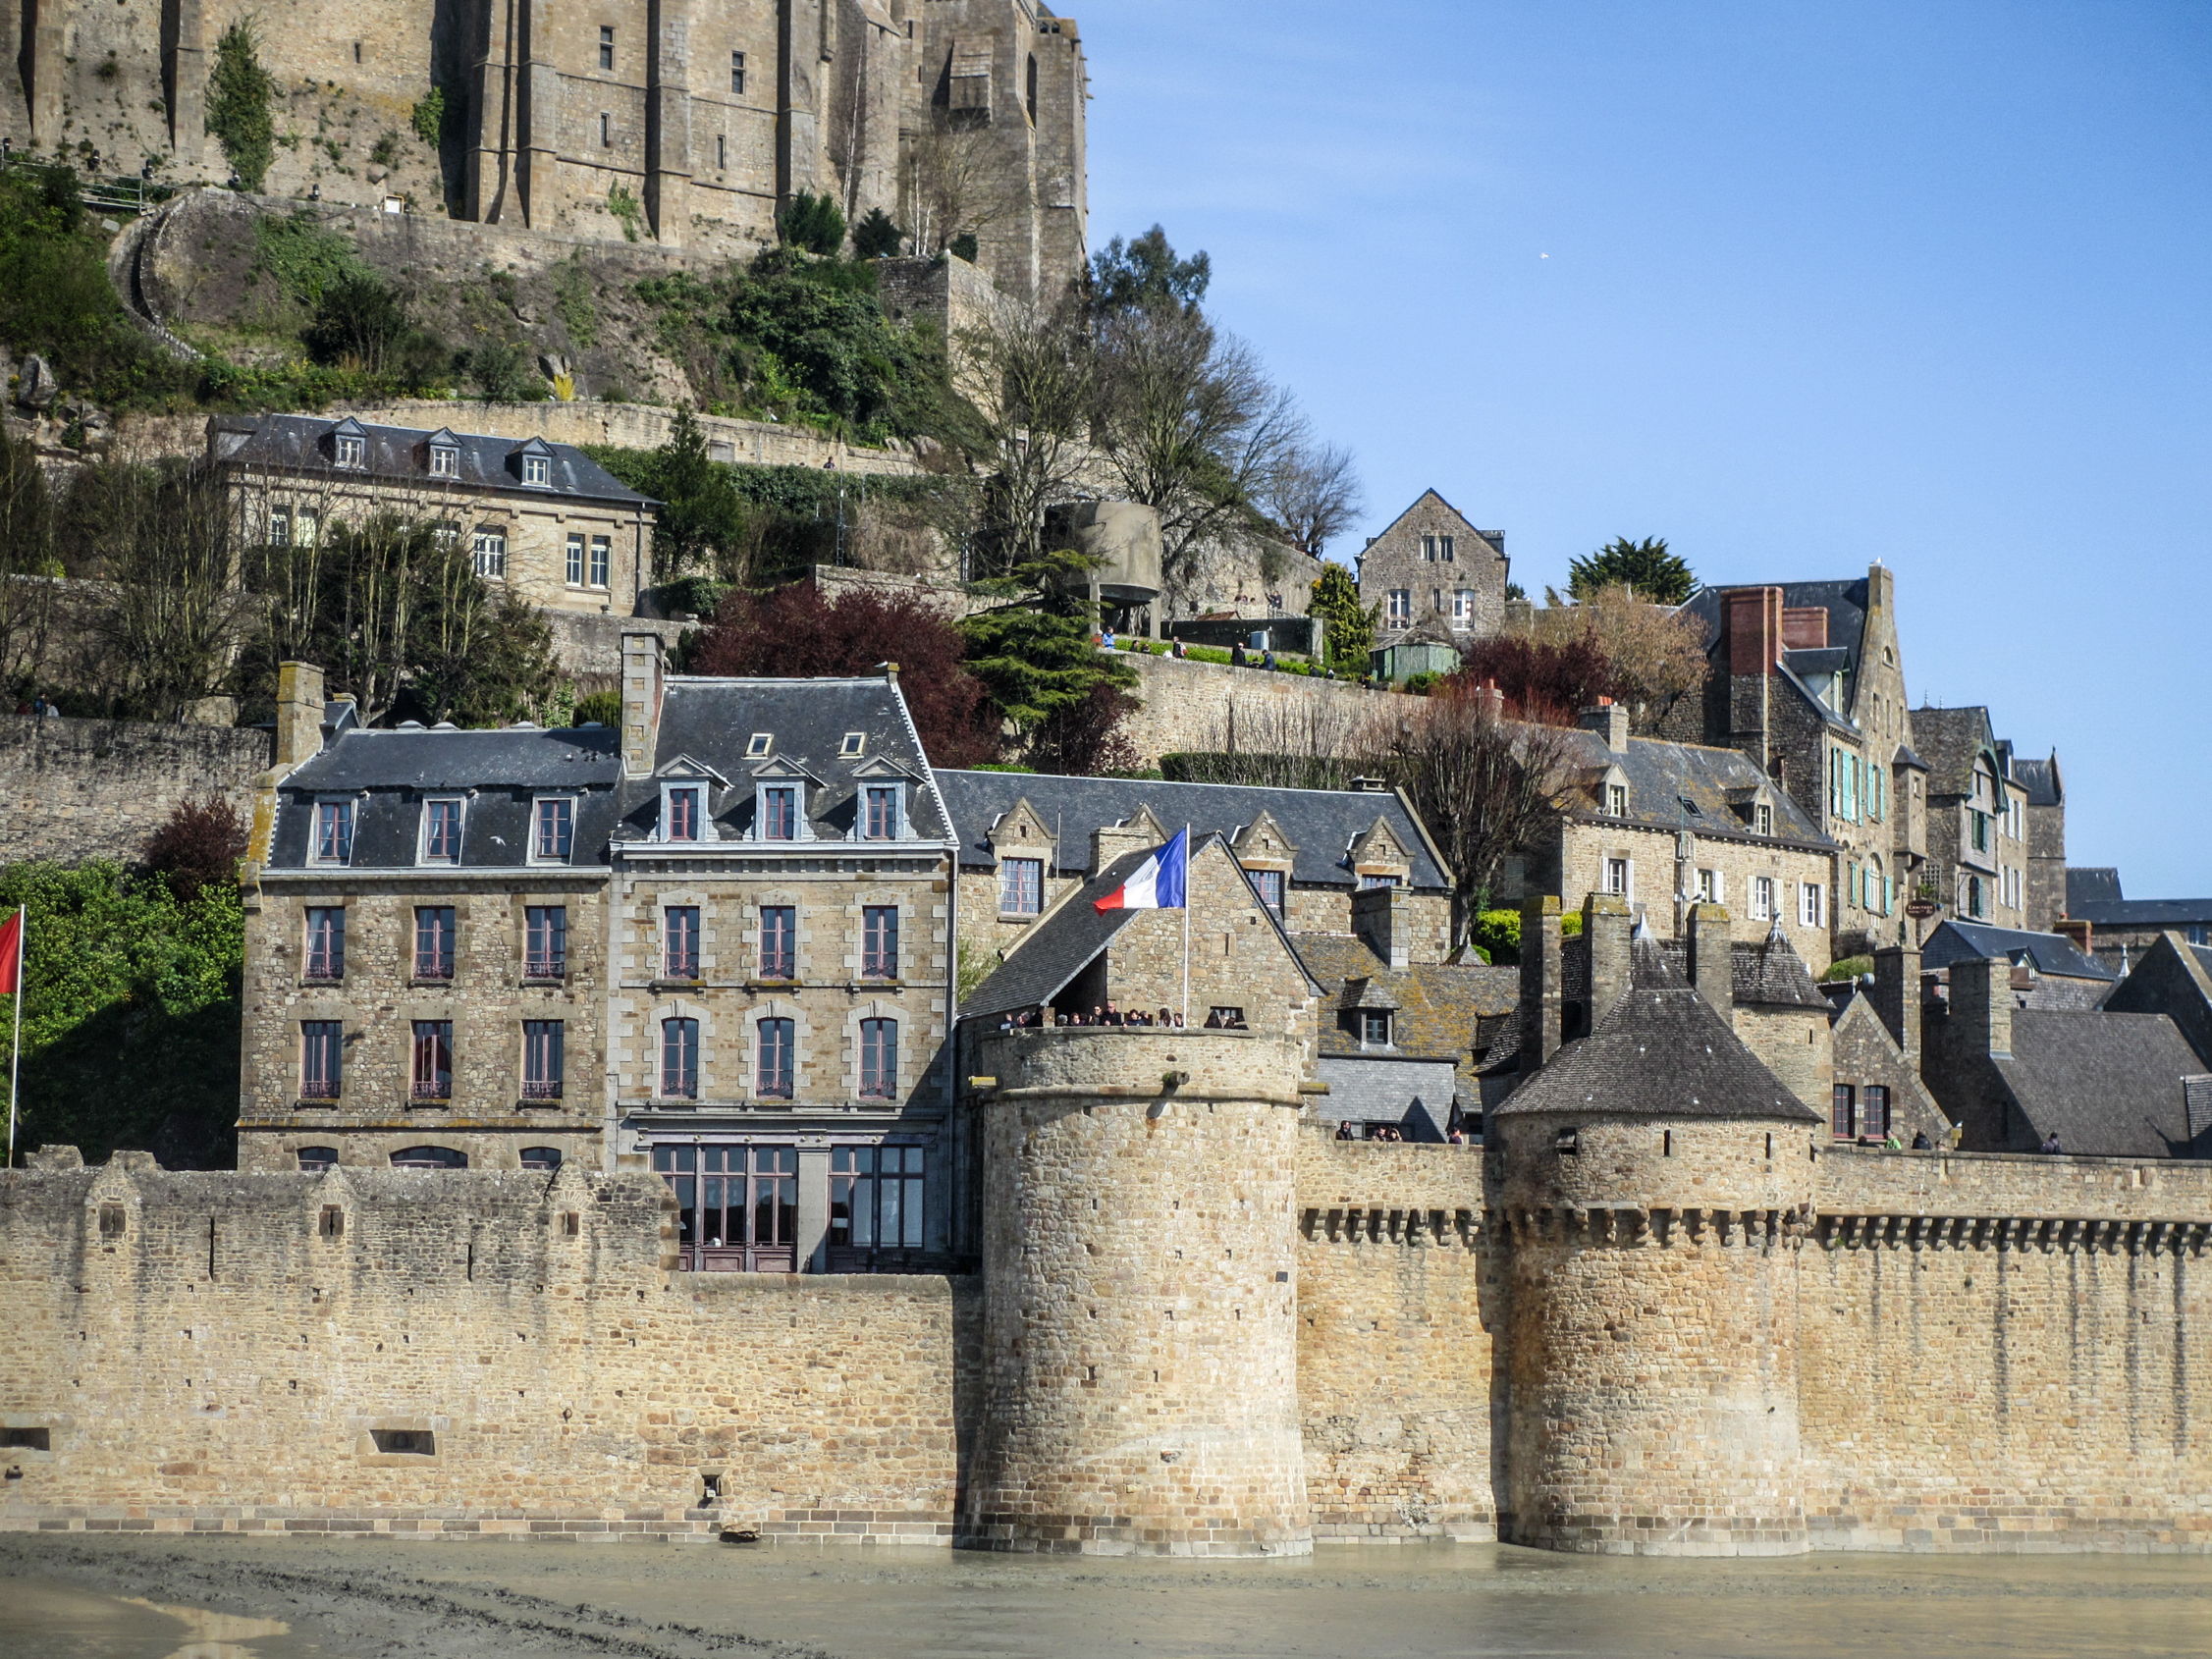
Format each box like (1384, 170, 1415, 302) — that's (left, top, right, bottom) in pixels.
(3, 1535, 2209, 1659)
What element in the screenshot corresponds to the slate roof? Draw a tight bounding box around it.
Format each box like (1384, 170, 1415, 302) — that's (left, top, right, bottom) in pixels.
(1554, 728, 1835, 850)
(219, 413, 656, 508)
(1923, 920, 2116, 985)
(1993, 1010, 2208, 1157)
(1491, 935, 1820, 1122)
(1653, 926, 1826, 1008)
(2070, 897, 2212, 929)
(1908, 706, 2001, 798)
(932, 771, 1451, 891)
(1292, 933, 1519, 1063)
(2069, 867, 2124, 909)
(1680, 576, 1870, 683)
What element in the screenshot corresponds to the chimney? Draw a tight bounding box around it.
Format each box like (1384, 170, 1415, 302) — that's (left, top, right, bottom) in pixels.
(2054, 918, 2093, 959)
(1724, 586, 1782, 771)
(876, 660, 900, 686)
(1583, 891, 1633, 1024)
(274, 661, 326, 767)
(1518, 894, 1563, 1077)
(1578, 697, 1628, 754)
(1089, 815, 1163, 876)
(1473, 678, 1506, 722)
(620, 631, 666, 778)
(1353, 883, 1410, 969)
(1949, 956, 2013, 1058)
(1871, 943, 1921, 1064)
(1687, 902, 1733, 1016)
(1780, 608, 1829, 650)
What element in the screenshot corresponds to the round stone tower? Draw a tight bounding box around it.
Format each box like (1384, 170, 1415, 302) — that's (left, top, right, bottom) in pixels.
(1492, 933, 1819, 1556)
(961, 1025, 1313, 1556)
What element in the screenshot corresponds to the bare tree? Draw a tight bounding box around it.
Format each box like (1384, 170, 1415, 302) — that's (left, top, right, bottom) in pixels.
(900, 112, 1025, 257)
(1258, 437, 1365, 558)
(1363, 687, 1581, 948)
(1188, 694, 1366, 790)
(0, 427, 57, 697)
(953, 292, 1097, 576)
(1530, 582, 1709, 733)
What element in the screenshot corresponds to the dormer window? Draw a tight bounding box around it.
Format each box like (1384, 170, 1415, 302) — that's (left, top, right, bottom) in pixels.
(745, 733, 773, 758)
(1605, 783, 1628, 817)
(429, 444, 458, 477)
(861, 783, 901, 840)
(839, 732, 866, 758)
(419, 797, 464, 864)
(312, 799, 354, 865)
(662, 784, 704, 842)
(1756, 802, 1773, 836)
(523, 454, 550, 486)
(1361, 1010, 1392, 1046)
(761, 785, 797, 840)
(335, 434, 365, 468)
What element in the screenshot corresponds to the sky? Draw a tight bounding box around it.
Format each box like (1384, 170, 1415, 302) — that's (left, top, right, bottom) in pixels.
(1074, 0, 2212, 897)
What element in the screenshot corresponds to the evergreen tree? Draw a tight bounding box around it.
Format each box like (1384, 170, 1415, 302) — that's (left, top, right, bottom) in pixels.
(1308, 562, 1376, 674)
(1566, 536, 1695, 605)
(777, 191, 847, 256)
(850, 207, 905, 259)
(206, 22, 276, 191)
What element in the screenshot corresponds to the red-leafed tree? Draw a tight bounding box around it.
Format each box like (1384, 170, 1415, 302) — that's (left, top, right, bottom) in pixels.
(1455, 634, 1615, 725)
(140, 797, 248, 901)
(688, 583, 999, 768)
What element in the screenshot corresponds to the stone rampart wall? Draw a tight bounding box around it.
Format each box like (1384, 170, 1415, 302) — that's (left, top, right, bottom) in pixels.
(0, 1157, 973, 1542)
(1117, 653, 1400, 771)
(1800, 1146, 2212, 1549)
(1293, 1134, 1495, 1539)
(0, 715, 272, 868)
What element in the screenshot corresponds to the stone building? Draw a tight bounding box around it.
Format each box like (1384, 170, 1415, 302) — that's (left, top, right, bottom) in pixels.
(1919, 919, 2115, 1011)
(211, 412, 658, 619)
(1355, 490, 1510, 649)
(2011, 750, 2067, 934)
(2061, 867, 2212, 972)
(1910, 706, 2032, 935)
(1667, 566, 1926, 959)
(2104, 932, 2212, 1077)
(3, 0, 1088, 296)
(932, 769, 1455, 968)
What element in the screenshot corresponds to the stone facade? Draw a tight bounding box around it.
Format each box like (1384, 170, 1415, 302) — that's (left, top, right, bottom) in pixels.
(2, 0, 1086, 298)
(1111, 650, 1398, 773)
(0, 714, 270, 867)
(1914, 706, 2032, 935)
(1355, 490, 1510, 647)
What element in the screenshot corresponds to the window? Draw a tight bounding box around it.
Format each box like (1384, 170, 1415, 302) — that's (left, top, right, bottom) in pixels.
(304, 907, 345, 980)
(760, 785, 796, 840)
(525, 905, 567, 979)
(660, 1145, 798, 1265)
(522, 1020, 564, 1099)
(999, 856, 1043, 916)
(1756, 802, 1773, 836)
(1359, 873, 1400, 890)
(414, 906, 456, 980)
(335, 433, 364, 468)
(566, 533, 585, 585)
(1751, 876, 1775, 921)
(522, 452, 551, 486)
(313, 800, 353, 865)
(1800, 882, 1825, 928)
(1361, 1010, 1391, 1046)
(600, 111, 612, 147)
(862, 906, 898, 978)
(1026, 50, 1038, 123)
(1605, 783, 1628, 817)
(1605, 857, 1630, 898)
(1440, 535, 1454, 562)
(428, 443, 457, 477)
(860, 1017, 897, 1097)
(1863, 1085, 1890, 1140)
(759, 906, 795, 979)
(269, 507, 292, 547)
(1831, 1085, 1856, 1141)
(472, 527, 508, 578)
(1251, 868, 1285, 918)
(1698, 869, 1720, 904)
(664, 785, 703, 842)
(757, 1017, 795, 1098)
(533, 798, 573, 863)
(1968, 875, 1985, 919)
(1452, 589, 1475, 626)
(730, 49, 745, 93)
(391, 1146, 466, 1169)
(297, 1146, 338, 1171)
(664, 906, 700, 980)
(1386, 589, 1411, 624)
(598, 25, 614, 69)
(862, 785, 898, 839)
(420, 797, 463, 864)
(1421, 535, 1435, 562)
(839, 731, 866, 758)
(831, 1145, 925, 1251)
(1432, 587, 1442, 614)
(300, 1022, 343, 1099)
(717, 133, 727, 170)
(1868, 766, 1885, 822)
(589, 535, 610, 587)
(296, 508, 319, 548)
(411, 1021, 453, 1099)
(520, 1146, 563, 1170)
(1971, 811, 1989, 853)
(745, 732, 773, 759)
(661, 1018, 699, 1098)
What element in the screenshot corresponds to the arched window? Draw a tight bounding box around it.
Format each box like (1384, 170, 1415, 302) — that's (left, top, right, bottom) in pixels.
(391, 1146, 468, 1169)
(519, 1147, 563, 1171)
(297, 1146, 339, 1171)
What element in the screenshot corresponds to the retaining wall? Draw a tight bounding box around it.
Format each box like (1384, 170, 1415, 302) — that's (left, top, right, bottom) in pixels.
(0, 715, 271, 867)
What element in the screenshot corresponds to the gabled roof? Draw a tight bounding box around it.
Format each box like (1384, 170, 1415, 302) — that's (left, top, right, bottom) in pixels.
(1292, 932, 1518, 1063)
(1554, 727, 1834, 850)
(1909, 706, 2004, 798)
(1679, 576, 1871, 690)
(932, 771, 1452, 891)
(1733, 926, 1827, 1008)
(1492, 936, 1819, 1122)
(1992, 1010, 2207, 1157)
(218, 414, 656, 507)
(1361, 489, 1506, 560)
(2069, 867, 2124, 909)
(1924, 920, 2116, 984)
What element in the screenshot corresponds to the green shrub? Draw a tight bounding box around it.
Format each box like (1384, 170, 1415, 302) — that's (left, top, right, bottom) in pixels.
(571, 689, 622, 727)
(949, 233, 978, 262)
(607, 184, 644, 242)
(410, 87, 445, 148)
(552, 255, 599, 348)
(467, 341, 544, 401)
(207, 21, 276, 190)
(369, 131, 402, 170)
(1822, 954, 1874, 984)
(252, 210, 372, 305)
(0, 166, 178, 401)
(851, 206, 903, 259)
(778, 190, 846, 255)
(1404, 671, 1438, 696)
(1472, 908, 1522, 964)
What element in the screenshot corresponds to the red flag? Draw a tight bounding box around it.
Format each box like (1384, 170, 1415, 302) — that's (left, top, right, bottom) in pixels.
(0, 908, 20, 995)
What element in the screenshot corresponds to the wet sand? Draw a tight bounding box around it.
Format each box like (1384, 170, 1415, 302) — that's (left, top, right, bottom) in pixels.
(4, 1533, 2211, 1659)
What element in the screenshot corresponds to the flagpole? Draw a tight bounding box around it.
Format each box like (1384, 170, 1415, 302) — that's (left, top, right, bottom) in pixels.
(1181, 827, 1190, 1031)
(6, 904, 22, 1170)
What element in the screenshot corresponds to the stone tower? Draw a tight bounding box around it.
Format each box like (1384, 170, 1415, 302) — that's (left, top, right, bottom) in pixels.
(961, 1024, 1312, 1555)
(1492, 931, 1819, 1555)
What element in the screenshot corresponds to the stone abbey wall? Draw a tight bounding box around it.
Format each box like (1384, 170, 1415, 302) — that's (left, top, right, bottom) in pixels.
(0, 714, 272, 868)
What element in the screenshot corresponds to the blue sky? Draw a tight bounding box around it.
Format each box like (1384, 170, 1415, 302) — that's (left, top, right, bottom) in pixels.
(1077, 1, 2212, 896)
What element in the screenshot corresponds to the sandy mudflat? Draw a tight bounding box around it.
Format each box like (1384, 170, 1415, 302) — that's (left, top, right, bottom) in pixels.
(4, 1532, 2212, 1659)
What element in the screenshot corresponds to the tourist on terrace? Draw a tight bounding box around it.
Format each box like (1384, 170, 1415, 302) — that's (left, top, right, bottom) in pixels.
(2041, 1131, 2064, 1154)
(1336, 1121, 1356, 1140)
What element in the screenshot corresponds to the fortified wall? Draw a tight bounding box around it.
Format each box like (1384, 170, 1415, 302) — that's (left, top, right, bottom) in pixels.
(1115, 653, 1396, 772)
(0, 714, 272, 867)
(8, 1055, 2212, 1551)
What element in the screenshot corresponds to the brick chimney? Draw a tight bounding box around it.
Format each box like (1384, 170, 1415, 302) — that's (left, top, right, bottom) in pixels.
(620, 631, 666, 778)
(2054, 918, 2094, 959)
(274, 661, 326, 768)
(1353, 883, 1411, 969)
(1578, 698, 1628, 754)
(1949, 956, 2013, 1058)
(1687, 902, 1733, 1016)
(1871, 943, 1921, 1064)
(1583, 891, 1634, 1025)
(1723, 586, 1783, 771)
(1518, 894, 1562, 1077)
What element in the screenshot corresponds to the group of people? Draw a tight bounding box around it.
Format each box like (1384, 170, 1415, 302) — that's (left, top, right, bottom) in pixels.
(1333, 1118, 1475, 1145)
(1202, 1007, 1249, 1030)
(15, 695, 61, 717)
(998, 1004, 1188, 1030)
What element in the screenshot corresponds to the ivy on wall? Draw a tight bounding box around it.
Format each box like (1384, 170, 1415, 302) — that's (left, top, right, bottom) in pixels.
(207, 22, 277, 191)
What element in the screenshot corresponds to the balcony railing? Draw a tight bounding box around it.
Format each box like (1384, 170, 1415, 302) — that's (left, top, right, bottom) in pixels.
(664, 955, 699, 981)
(519, 1080, 565, 1100)
(298, 1081, 341, 1101)
(302, 953, 343, 981)
(524, 956, 566, 981)
(410, 1081, 451, 1101)
(414, 958, 455, 982)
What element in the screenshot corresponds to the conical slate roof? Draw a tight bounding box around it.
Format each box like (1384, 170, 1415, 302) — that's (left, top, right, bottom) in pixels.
(1493, 936, 1819, 1123)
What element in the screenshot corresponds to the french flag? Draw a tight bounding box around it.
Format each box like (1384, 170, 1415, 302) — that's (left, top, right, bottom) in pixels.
(1094, 829, 1188, 912)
